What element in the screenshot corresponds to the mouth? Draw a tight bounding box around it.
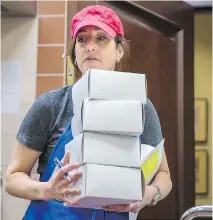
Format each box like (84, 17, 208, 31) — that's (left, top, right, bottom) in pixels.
(84, 57, 98, 62)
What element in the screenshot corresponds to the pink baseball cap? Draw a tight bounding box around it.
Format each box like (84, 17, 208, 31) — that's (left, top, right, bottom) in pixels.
(71, 5, 124, 39)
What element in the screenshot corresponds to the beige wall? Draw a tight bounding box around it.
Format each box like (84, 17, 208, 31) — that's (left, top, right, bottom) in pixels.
(1, 1, 68, 218)
(1, 16, 38, 219)
(194, 12, 212, 205)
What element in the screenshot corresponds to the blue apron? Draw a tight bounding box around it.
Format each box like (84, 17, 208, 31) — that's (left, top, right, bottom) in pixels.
(23, 122, 129, 220)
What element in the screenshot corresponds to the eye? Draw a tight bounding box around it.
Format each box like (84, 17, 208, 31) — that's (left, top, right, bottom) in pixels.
(77, 36, 87, 43)
(97, 36, 107, 41)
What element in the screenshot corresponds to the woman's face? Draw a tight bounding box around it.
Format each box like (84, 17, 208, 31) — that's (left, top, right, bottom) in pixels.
(75, 26, 123, 75)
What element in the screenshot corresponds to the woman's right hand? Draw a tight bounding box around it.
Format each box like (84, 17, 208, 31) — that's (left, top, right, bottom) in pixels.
(42, 152, 82, 206)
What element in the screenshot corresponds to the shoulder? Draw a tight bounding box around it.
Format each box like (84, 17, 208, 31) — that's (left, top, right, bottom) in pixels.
(36, 85, 73, 110)
(20, 85, 73, 129)
(42, 85, 73, 103)
(16, 85, 73, 151)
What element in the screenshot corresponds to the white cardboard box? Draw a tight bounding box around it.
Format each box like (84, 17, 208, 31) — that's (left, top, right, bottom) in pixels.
(65, 132, 141, 168)
(69, 163, 143, 209)
(72, 69, 147, 114)
(71, 99, 145, 138)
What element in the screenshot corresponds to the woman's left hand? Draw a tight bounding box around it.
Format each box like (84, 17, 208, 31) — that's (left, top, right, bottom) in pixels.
(102, 185, 157, 213)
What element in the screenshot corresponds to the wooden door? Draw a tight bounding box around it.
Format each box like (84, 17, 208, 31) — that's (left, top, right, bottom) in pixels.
(67, 1, 194, 219)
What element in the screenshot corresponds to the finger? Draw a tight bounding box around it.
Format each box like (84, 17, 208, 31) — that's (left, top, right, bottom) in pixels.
(57, 178, 71, 188)
(56, 164, 80, 181)
(64, 199, 81, 206)
(103, 206, 114, 212)
(62, 188, 81, 197)
(58, 172, 82, 187)
(55, 187, 81, 202)
(69, 171, 83, 184)
(61, 152, 70, 166)
(54, 192, 65, 202)
(103, 205, 129, 212)
(128, 203, 139, 213)
(63, 190, 81, 206)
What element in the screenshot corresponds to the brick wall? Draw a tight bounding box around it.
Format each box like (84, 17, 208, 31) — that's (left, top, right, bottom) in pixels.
(36, 0, 67, 97)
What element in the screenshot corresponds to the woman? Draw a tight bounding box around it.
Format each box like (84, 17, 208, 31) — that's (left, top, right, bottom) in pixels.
(5, 5, 172, 220)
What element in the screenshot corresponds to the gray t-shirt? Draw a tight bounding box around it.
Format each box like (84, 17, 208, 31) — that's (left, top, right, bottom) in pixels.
(16, 85, 163, 175)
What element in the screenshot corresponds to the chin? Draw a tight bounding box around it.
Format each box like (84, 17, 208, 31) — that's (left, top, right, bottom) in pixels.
(83, 64, 104, 73)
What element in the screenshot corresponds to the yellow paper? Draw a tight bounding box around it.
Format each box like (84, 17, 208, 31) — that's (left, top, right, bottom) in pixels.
(141, 149, 159, 182)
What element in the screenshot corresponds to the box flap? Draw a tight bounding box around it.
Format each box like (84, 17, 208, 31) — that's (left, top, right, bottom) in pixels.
(140, 144, 153, 160)
(141, 104, 145, 133)
(65, 133, 83, 164)
(71, 100, 84, 138)
(81, 99, 84, 131)
(72, 71, 90, 114)
(88, 70, 91, 98)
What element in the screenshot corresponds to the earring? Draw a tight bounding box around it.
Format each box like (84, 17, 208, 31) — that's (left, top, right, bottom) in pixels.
(116, 60, 119, 64)
(74, 60, 77, 66)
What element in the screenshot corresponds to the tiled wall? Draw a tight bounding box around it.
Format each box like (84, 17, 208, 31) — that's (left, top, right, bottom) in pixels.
(36, 0, 67, 97)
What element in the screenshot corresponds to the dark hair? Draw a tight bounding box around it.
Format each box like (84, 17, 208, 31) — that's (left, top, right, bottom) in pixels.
(68, 35, 131, 81)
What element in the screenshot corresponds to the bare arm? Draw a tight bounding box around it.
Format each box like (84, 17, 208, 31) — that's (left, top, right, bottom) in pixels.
(5, 141, 48, 200)
(150, 150, 172, 201)
(5, 141, 82, 204)
(131, 151, 172, 211)
(130, 150, 172, 211)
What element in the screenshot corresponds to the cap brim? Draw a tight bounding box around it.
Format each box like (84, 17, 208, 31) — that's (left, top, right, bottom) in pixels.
(72, 19, 116, 39)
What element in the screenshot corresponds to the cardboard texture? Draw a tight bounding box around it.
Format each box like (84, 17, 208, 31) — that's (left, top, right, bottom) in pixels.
(71, 99, 145, 138)
(68, 163, 143, 209)
(65, 132, 141, 168)
(72, 69, 147, 114)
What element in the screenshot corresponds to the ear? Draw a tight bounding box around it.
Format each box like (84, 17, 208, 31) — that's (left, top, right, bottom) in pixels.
(116, 44, 124, 63)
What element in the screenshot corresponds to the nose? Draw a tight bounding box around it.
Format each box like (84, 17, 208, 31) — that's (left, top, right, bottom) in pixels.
(86, 40, 96, 52)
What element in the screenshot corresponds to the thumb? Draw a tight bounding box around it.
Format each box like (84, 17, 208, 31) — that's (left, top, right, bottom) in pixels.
(61, 152, 70, 165)
(129, 202, 140, 213)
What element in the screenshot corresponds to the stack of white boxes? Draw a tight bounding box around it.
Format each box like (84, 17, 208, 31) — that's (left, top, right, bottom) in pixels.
(65, 69, 147, 209)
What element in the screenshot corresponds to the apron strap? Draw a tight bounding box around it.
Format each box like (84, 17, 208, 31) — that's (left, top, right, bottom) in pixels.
(40, 122, 73, 182)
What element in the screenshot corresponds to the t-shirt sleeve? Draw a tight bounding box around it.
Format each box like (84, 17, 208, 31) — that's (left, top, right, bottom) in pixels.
(140, 98, 163, 147)
(16, 93, 53, 152)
